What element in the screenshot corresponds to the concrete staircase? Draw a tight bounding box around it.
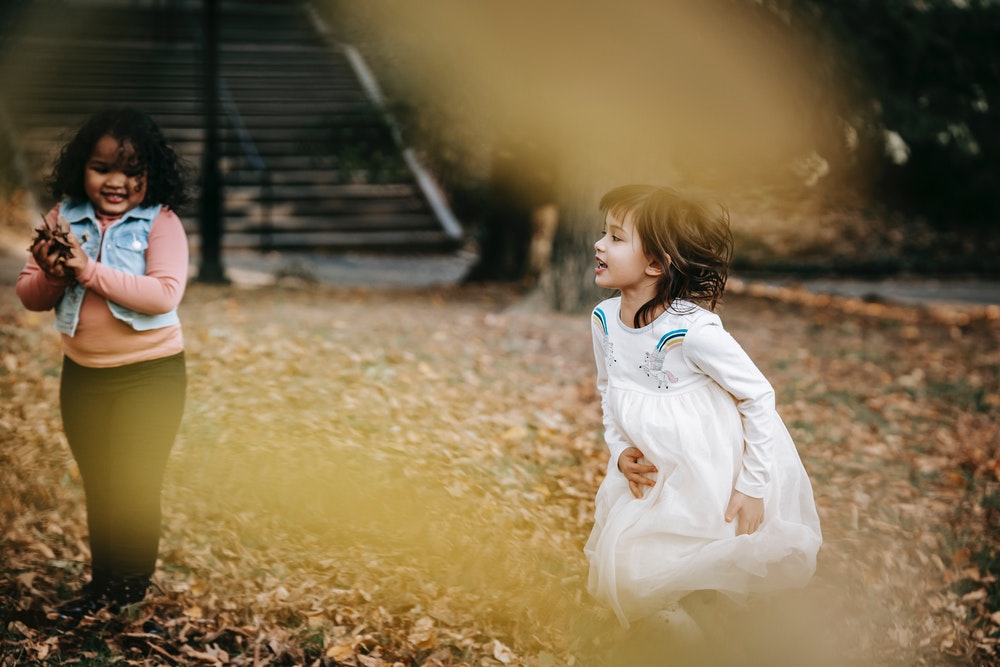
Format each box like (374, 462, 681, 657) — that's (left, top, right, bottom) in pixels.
(0, 0, 463, 253)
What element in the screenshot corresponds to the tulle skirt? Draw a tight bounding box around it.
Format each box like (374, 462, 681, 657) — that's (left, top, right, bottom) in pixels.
(584, 382, 822, 627)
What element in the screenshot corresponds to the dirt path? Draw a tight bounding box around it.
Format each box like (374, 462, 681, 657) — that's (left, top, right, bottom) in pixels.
(2, 278, 998, 666)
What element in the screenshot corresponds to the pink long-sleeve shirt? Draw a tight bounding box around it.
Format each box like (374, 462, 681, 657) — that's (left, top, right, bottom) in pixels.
(16, 204, 189, 368)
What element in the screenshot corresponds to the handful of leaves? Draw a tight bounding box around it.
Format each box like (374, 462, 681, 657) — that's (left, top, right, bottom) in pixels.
(29, 216, 85, 280)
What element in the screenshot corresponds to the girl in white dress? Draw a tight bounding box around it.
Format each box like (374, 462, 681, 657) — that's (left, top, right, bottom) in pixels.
(585, 185, 822, 631)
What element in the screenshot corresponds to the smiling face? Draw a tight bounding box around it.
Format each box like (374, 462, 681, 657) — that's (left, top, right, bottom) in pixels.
(84, 134, 148, 217)
(594, 209, 662, 296)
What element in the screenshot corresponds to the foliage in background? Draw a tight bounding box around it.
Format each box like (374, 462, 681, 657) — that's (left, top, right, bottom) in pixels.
(300, 110, 409, 185)
(755, 0, 1000, 230)
(0, 104, 39, 249)
(312, 0, 999, 298)
(0, 1, 33, 198)
(544, 0, 1000, 294)
(0, 107, 26, 200)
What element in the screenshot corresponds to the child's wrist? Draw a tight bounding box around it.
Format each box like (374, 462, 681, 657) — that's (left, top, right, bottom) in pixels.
(75, 259, 94, 283)
(42, 267, 72, 284)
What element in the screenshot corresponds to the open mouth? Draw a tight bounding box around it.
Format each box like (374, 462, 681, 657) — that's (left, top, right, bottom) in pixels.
(595, 258, 607, 270)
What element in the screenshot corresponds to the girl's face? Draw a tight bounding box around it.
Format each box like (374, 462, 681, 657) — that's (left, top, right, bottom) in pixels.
(84, 134, 147, 217)
(594, 210, 661, 294)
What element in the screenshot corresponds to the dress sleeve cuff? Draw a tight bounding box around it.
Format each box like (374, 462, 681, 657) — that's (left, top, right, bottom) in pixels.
(735, 473, 767, 499)
(607, 440, 630, 476)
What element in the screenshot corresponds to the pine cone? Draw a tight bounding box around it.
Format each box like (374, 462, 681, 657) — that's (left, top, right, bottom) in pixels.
(29, 216, 84, 280)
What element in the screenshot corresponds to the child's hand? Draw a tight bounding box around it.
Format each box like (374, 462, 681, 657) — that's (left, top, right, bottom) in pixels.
(61, 232, 89, 276)
(29, 217, 80, 280)
(30, 235, 70, 280)
(618, 447, 657, 499)
(724, 490, 764, 535)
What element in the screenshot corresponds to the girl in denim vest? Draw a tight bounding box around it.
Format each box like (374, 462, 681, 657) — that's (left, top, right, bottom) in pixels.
(16, 108, 190, 616)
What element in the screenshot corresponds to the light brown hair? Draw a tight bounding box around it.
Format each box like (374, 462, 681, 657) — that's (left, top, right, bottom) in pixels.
(599, 185, 733, 327)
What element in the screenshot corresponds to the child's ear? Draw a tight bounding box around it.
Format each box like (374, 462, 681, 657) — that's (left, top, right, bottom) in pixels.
(645, 255, 669, 277)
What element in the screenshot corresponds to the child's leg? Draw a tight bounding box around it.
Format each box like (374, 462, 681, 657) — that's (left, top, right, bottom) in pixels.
(60, 354, 186, 596)
(61, 357, 117, 588)
(101, 354, 186, 581)
(680, 590, 742, 641)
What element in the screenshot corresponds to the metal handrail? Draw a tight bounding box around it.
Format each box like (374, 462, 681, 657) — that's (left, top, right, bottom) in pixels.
(218, 77, 274, 250)
(305, 2, 463, 242)
(342, 45, 463, 241)
(219, 79, 266, 174)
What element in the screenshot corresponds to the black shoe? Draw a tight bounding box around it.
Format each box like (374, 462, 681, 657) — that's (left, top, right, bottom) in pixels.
(56, 575, 149, 621)
(53, 592, 109, 624)
(78, 578, 106, 601)
(106, 575, 150, 608)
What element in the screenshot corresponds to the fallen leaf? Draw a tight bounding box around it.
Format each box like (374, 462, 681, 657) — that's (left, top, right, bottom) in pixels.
(407, 616, 436, 649)
(326, 642, 355, 661)
(493, 639, 516, 664)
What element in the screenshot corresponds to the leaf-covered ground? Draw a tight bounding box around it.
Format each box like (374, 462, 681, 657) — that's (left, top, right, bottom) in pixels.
(1, 279, 999, 666)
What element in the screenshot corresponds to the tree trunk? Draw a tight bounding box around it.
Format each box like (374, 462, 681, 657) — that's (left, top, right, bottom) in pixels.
(464, 134, 557, 284)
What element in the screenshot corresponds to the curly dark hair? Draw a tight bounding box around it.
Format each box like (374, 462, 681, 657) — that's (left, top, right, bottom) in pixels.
(599, 185, 734, 327)
(48, 107, 190, 210)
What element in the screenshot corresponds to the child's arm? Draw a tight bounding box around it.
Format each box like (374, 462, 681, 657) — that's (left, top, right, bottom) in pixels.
(16, 253, 72, 310)
(69, 209, 189, 315)
(16, 208, 74, 311)
(592, 314, 653, 498)
(683, 319, 776, 501)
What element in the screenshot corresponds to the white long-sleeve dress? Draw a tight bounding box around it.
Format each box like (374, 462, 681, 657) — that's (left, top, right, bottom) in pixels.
(584, 297, 822, 627)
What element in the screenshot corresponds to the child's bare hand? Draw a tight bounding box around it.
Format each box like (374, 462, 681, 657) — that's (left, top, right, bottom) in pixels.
(61, 233, 89, 275)
(618, 446, 657, 499)
(724, 490, 764, 535)
(29, 217, 79, 280)
(30, 236, 70, 279)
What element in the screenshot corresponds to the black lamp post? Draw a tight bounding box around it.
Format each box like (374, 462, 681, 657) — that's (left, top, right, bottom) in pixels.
(197, 0, 227, 283)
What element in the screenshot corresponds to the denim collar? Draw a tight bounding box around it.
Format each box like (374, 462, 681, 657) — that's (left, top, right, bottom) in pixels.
(60, 199, 160, 224)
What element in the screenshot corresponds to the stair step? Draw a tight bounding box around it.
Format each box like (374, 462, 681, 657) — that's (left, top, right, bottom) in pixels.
(214, 213, 440, 231)
(14, 109, 382, 130)
(221, 198, 430, 216)
(222, 182, 423, 198)
(222, 169, 417, 185)
(3, 0, 462, 252)
(192, 230, 458, 252)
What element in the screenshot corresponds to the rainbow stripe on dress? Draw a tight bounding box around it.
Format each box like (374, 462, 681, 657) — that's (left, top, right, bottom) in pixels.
(656, 329, 687, 352)
(592, 307, 608, 335)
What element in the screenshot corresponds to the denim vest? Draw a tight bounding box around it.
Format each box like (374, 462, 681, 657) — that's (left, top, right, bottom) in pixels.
(54, 200, 180, 336)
